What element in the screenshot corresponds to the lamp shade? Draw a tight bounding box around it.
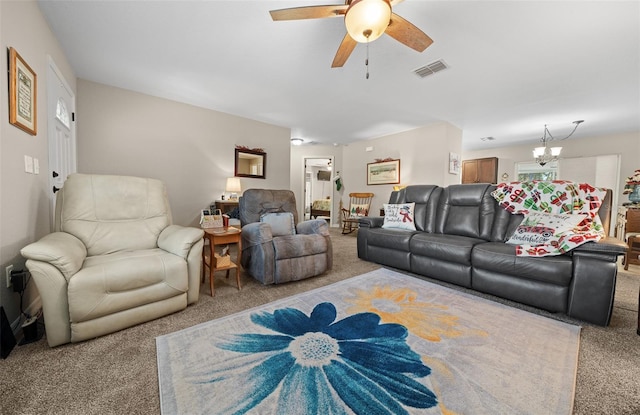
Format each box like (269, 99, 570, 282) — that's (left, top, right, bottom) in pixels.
(345, 0, 391, 43)
(550, 147, 562, 157)
(225, 177, 241, 193)
(533, 147, 546, 157)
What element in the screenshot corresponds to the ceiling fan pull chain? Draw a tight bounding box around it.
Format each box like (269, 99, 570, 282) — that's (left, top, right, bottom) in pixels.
(365, 41, 370, 79)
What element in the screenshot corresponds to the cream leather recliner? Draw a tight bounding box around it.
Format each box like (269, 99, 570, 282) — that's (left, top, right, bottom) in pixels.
(21, 174, 204, 347)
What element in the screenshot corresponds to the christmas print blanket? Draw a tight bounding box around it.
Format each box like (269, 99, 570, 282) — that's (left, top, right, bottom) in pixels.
(491, 181, 606, 257)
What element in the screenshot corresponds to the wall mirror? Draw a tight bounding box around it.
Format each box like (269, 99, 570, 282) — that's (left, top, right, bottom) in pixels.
(235, 148, 266, 179)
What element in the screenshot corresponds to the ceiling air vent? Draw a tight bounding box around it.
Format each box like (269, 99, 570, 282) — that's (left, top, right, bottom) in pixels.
(413, 59, 448, 78)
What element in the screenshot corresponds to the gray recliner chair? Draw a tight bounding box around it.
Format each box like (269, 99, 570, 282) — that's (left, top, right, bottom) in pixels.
(239, 189, 332, 285)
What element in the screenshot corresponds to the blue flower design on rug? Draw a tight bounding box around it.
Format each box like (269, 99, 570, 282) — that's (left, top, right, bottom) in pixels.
(191, 302, 437, 414)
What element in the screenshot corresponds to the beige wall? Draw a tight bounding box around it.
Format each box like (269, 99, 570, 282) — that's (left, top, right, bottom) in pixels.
(339, 122, 462, 214)
(462, 131, 640, 206)
(0, 1, 76, 326)
(290, 122, 462, 225)
(76, 79, 291, 226)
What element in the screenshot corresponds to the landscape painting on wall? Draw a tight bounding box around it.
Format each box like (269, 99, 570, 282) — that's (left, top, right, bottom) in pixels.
(367, 159, 400, 185)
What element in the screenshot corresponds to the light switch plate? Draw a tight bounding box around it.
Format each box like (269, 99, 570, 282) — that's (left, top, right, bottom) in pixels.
(24, 155, 33, 173)
(33, 158, 40, 174)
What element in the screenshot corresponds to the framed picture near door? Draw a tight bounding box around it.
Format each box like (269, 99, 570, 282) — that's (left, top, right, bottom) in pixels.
(9, 47, 37, 135)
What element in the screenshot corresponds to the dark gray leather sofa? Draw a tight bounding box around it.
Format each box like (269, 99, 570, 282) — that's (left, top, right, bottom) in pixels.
(357, 184, 627, 326)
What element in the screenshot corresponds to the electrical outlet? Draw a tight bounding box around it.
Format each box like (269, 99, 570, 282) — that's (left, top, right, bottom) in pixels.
(6, 265, 14, 288)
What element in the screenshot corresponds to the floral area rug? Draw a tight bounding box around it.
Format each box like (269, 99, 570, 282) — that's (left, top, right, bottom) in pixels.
(156, 269, 580, 414)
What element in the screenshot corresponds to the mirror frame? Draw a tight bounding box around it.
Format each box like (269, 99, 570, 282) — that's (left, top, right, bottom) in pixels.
(235, 148, 266, 179)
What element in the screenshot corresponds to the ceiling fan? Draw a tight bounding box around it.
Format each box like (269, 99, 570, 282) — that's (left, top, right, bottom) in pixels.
(270, 0, 433, 68)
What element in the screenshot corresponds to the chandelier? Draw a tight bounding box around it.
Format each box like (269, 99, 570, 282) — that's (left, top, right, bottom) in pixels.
(533, 120, 584, 166)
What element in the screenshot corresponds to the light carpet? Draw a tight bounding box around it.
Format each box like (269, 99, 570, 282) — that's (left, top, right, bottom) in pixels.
(156, 268, 580, 414)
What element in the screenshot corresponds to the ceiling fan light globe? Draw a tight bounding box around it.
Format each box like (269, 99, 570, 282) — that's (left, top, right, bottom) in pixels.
(345, 0, 391, 43)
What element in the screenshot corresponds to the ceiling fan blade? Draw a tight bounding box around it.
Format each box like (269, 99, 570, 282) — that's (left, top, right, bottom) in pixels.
(385, 13, 433, 52)
(331, 33, 357, 68)
(270, 5, 348, 21)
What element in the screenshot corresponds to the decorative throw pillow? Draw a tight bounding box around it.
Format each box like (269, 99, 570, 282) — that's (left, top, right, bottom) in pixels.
(349, 203, 369, 217)
(260, 212, 296, 237)
(382, 203, 416, 231)
(506, 211, 587, 245)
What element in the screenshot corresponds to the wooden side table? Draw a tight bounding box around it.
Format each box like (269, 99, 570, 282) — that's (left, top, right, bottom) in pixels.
(202, 227, 242, 296)
(624, 235, 640, 270)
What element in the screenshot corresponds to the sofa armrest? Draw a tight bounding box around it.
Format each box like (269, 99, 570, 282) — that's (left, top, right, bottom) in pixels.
(566, 236, 626, 325)
(241, 222, 273, 247)
(23, 260, 72, 346)
(158, 225, 204, 259)
(571, 236, 627, 258)
(241, 222, 276, 284)
(186, 238, 204, 304)
(20, 232, 87, 280)
(569, 253, 619, 326)
(359, 217, 384, 228)
(296, 219, 330, 236)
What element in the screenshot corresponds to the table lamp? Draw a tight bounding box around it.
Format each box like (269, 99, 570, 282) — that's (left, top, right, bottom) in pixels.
(225, 177, 241, 201)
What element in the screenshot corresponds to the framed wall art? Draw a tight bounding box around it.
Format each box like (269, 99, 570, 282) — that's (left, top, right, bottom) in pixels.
(367, 159, 400, 185)
(9, 47, 37, 135)
(449, 152, 460, 174)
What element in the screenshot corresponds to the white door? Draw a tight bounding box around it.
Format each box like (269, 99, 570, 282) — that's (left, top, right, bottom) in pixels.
(47, 57, 77, 226)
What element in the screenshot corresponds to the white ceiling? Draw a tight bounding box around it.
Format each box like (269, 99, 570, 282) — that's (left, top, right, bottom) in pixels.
(38, 0, 640, 150)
